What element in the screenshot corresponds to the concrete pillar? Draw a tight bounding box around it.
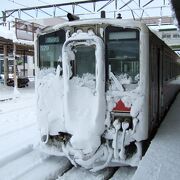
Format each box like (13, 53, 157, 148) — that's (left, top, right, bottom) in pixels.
(3, 45, 8, 85)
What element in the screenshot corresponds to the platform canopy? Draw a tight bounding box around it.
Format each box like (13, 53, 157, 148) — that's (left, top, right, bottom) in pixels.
(0, 0, 174, 25)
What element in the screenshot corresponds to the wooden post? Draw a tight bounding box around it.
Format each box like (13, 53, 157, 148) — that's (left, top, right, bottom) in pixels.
(13, 43, 18, 88)
(23, 50, 26, 77)
(3, 45, 8, 86)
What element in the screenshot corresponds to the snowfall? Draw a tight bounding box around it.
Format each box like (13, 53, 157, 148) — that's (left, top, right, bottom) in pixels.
(0, 78, 180, 180)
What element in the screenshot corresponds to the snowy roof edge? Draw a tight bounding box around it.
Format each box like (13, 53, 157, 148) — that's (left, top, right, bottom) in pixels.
(38, 18, 149, 35)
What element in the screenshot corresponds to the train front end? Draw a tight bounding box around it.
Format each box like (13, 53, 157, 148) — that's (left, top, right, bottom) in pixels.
(35, 19, 149, 171)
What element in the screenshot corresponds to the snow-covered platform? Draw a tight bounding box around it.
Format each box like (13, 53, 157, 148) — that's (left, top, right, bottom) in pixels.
(133, 92, 180, 180)
(0, 81, 34, 101)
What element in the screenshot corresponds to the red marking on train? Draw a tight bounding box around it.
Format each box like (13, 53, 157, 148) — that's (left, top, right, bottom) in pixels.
(113, 100, 131, 112)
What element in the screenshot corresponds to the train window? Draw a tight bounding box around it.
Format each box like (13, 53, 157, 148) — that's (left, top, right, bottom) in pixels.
(39, 29, 65, 69)
(109, 31, 137, 40)
(106, 26, 139, 83)
(74, 45, 95, 77)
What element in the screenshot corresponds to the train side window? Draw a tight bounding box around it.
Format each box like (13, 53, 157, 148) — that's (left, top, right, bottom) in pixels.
(39, 29, 65, 69)
(163, 54, 169, 82)
(105, 26, 140, 84)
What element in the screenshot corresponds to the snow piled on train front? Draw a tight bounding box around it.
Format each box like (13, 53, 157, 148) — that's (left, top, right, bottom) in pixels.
(36, 69, 145, 169)
(36, 68, 65, 139)
(36, 30, 146, 171)
(36, 70, 104, 152)
(61, 31, 106, 155)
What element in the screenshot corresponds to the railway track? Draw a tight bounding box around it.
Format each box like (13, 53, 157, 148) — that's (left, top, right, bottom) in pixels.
(0, 147, 72, 180)
(0, 121, 136, 180)
(0, 116, 136, 180)
(0, 145, 136, 180)
(0, 123, 136, 180)
(0, 90, 137, 179)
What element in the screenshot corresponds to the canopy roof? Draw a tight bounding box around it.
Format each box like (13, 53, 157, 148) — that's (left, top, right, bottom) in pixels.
(0, 0, 173, 23)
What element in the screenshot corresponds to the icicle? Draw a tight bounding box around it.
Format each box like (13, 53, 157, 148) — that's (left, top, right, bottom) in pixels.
(56, 64, 61, 78)
(110, 72, 124, 92)
(105, 112, 111, 128)
(75, 145, 105, 169)
(88, 29, 95, 35)
(135, 141, 142, 160)
(99, 27, 104, 37)
(90, 145, 113, 172)
(113, 119, 121, 159)
(40, 121, 49, 144)
(66, 30, 70, 39)
(132, 118, 139, 134)
(119, 121, 129, 160)
(62, 143, 77, 167)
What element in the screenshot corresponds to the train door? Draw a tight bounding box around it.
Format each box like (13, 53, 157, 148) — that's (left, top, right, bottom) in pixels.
(61, 33, 106, 151)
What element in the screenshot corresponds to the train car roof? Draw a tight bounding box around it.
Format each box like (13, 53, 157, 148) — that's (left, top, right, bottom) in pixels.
(39, 18, 149, 35)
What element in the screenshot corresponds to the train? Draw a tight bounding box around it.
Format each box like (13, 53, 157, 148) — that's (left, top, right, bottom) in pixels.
(35, 17, 180, 171)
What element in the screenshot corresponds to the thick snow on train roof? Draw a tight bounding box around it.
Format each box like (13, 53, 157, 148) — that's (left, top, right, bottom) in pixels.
(39, 18, 149, 34)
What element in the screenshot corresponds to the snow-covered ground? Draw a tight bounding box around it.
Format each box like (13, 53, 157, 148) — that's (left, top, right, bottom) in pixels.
(133, 92, 180, 180)
(0, 82, 38, 160)
(0, 82, 73, 180)
(0, 82, 135, 179)
(0, 81, 180, 180)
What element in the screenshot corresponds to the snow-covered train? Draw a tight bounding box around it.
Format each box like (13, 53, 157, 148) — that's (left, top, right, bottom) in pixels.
(35, 18, 180, 171)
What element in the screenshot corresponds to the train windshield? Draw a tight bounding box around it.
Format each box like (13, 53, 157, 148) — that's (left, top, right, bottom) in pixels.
(106, 26, 139, 84)
(74, 45, 95, 77)
(38, 29, 65, 68)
